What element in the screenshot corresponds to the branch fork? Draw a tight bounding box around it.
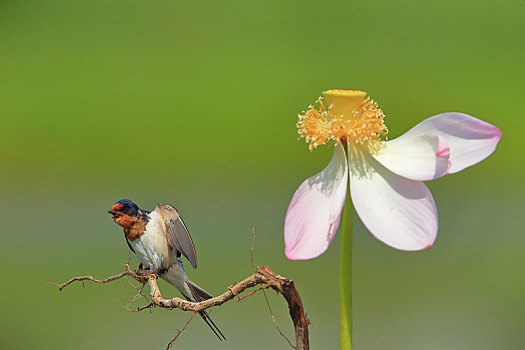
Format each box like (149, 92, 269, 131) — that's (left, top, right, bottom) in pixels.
(56, 265, 310, 350)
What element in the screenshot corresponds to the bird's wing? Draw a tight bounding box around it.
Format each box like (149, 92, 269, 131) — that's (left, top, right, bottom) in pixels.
(155, 203, 198, 269)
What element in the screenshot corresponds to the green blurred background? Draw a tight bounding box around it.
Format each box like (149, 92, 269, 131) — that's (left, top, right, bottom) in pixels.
(1, 0, 523, 349)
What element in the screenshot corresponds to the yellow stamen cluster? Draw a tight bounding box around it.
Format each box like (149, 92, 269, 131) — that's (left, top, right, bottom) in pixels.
(297, 90, 388, 151)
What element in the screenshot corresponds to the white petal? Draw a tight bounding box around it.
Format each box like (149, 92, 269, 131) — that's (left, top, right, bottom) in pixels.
(399, 113, 502, 174)
(372, 134, 451, 181)
(349, 146, 438, 251)
(284, 143, 348, 260)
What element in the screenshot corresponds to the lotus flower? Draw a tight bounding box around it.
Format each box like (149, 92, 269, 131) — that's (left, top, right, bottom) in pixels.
(284, 89, 501, 260)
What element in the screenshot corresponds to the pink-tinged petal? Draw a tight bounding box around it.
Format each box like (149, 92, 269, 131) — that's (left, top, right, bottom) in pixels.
(399, 113, 502, 174)
(372, 134, 451, 181)
(285, 143, 348, 260)
(437, 137, 450, 158)
(349, 147, 438, 251)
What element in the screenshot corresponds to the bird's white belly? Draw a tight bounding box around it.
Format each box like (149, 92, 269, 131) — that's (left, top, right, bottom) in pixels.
(130, 212, 170, 272)
(128, 210, 192, 299)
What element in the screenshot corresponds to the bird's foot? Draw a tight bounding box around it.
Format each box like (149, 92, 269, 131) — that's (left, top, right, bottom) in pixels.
(136, 266, 156, 278)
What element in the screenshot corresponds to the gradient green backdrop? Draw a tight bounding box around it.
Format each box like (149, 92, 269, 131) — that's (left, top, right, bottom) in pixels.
(1, 1, 523, 349)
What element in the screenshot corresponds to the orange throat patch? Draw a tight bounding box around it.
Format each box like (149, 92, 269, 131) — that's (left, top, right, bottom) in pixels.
(113, 214, 147, 241)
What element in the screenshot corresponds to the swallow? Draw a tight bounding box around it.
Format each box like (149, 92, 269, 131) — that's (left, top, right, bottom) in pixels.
(108, 199, 225, 341)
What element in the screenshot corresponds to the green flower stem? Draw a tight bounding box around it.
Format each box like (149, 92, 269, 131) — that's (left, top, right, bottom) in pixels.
(340, 196, 353, 350)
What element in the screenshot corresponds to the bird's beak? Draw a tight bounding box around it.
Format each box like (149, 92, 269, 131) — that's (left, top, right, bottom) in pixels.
(108, 209, 118, 215)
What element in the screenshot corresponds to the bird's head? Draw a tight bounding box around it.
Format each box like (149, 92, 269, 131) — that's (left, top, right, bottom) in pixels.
(108, 199, 140, 228)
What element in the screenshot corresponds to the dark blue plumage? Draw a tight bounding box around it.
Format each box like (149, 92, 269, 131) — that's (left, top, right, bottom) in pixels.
(116, 199, 139, 216)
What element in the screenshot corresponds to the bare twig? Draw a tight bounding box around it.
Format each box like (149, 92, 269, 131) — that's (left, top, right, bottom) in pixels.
(236, 284, 270, 302)
(135, 302, 155, 312)
(250, 229, 296, 348)
(262, 285, 297, 349)
(56, 265, 310, 350)
(121, 283, 149, 312)
(51, 270, 148, 291)
(166, 312, 197, 350)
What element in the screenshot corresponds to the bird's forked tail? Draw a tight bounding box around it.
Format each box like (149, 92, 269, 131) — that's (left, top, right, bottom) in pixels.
(187, 279, 226, 341)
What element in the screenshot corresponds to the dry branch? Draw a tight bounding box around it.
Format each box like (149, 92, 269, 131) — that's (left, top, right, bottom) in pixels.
(56, 265, 310, 350)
